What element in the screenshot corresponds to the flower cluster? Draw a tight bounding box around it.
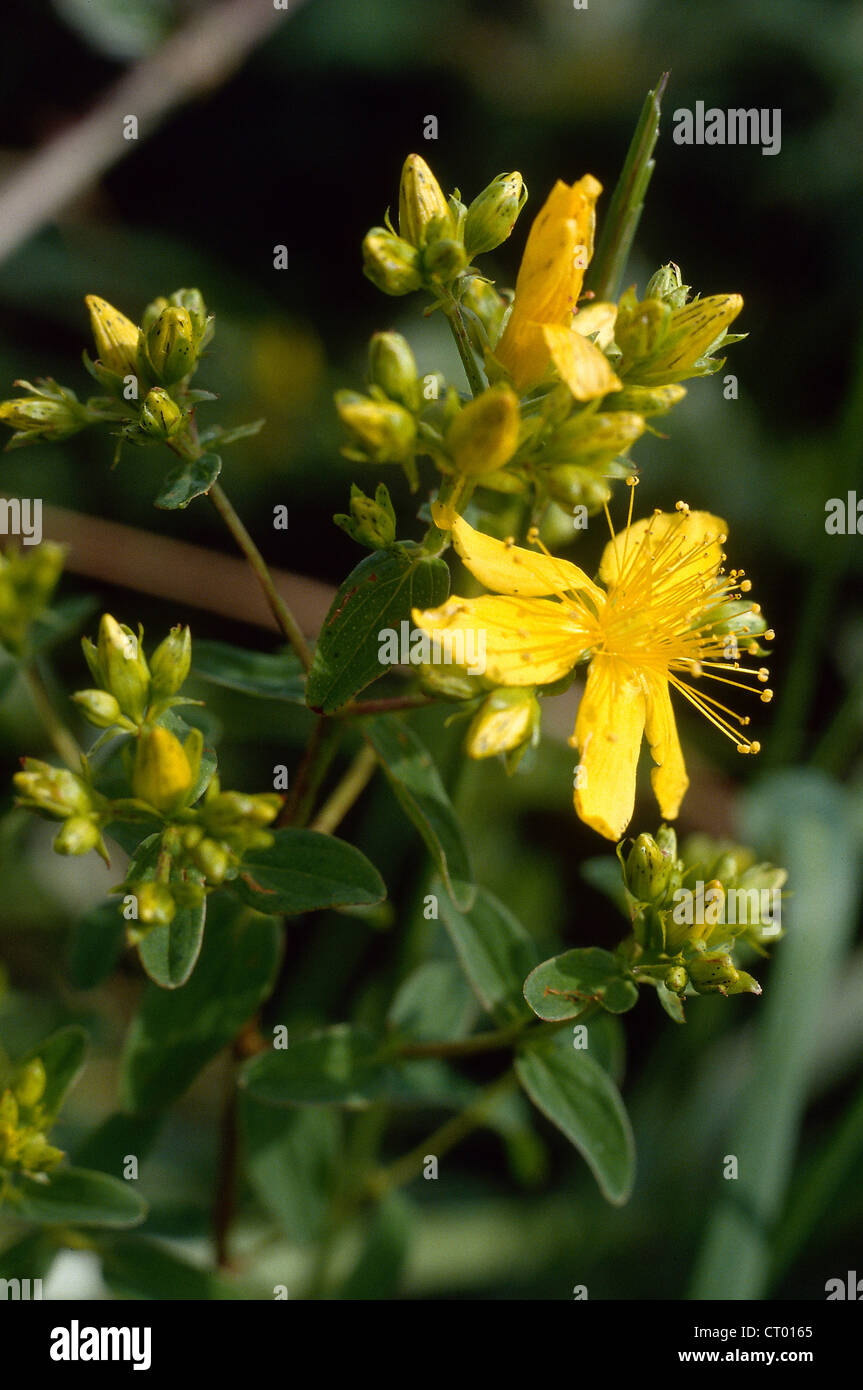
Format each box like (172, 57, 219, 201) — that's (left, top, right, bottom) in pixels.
(0, 541, 65, 655)
(616, 825, 787, 1012)
(0, 1058, 63, 1182)
(13, 615, 282, 932)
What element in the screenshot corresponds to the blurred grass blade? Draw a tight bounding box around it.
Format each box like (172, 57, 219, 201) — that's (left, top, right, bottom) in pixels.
(584, 72, 668, 303)
(689, 770, 862, 1300)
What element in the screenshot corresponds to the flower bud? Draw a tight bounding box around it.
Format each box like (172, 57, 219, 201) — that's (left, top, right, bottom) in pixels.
(138, 387, 184, 440)
(645, 263, 690, 308)
(398, 154, 451, 248)
(362, 228, 423, 296)
(96, 614, 150, 722)
(17, 1134, 64, 1172)
(447, 385, 520, 477)
(334, 483, 397, 549)
(543, 412, 645, 470)
(14, 760, 92, 818)
(615, 294, 671, 363)
(628, 294, 744, 386)
(13, 1059, 46, 1109)
(464, 172, 527, 258)
(192, 837, 231, 884)
(688, 953, 762, 996)
(368, 332, 419, 409)
(609, 384, 687, 417)
(132, 726, 195, 814)
(140, 295, 170, 334)
(419, 664, 486, 701)
(146, 306, 197, 385)
(422, 237, 468, 282)
(85, 295, 141, 377)
(466, 688, 540, 759)
(148, 624, 192, 698)
(134, 881, 177, 927)
(0, 397, 84, 442)
(335, 391, 416, 464)
(72, 688, 123, 729)
(544, 466, 612, 513)
(460, 276, 509, 352)
(664, 966, 688, 995)
(169, 288, 209, 342)
(625, 832, 675, 904)
(54, 815, 102, 856)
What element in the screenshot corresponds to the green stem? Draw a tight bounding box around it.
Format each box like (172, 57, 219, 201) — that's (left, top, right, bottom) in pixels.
(584, 72, 669, 303)
(395, 1013, 573, 1061)
(23, 661, 80, 768)
(441, 286, 486, 399)
(310, 744, 378, 835)
(208, 480, 313, 672)
(365, 1067, 518, 1200)
(278, 715, 341, 828)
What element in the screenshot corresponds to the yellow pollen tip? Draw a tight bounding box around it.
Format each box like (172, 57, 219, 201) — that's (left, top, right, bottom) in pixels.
(625, 475, 638, 487)
(740, 580, 752, 592)
(504, 536, 515, 548)
(764, 629, 775, 641)
(757, 668, 769, 682)
(760, 690, 773, 703)
(526, 527, 540, 544)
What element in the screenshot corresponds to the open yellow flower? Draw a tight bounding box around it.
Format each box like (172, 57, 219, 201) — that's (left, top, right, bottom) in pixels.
(413, 489, 773, 840)
(493, 175, 622, 402)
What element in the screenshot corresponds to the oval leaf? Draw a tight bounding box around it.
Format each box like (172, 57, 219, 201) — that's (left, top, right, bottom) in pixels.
(192, 639, 306, 703)
(524, 947, 639, 1020)
(515, 1033, 635, 1205)
(230, 827, 385, 916)
(13, 1166, 147, 1228)
(306, 543, 449, 713)
(436, 881, 537, 1024)
(154, 451, 221, 509)
(365, 720, 473, 908)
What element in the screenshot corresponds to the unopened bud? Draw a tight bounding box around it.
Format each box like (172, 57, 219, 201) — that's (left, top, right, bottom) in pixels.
(13, 1059, 46, 1109)
(362, 228, 423, 296)
(146, 306, 197, 385)
(139, 387, 184, 439)
(85, 295, 141, 377)
(368, 332, 419, 409)
(448, 385, 520, 476)
(149, 624, 192, 698)
(0, 397, 83, 441)
(135, 881, 177, 927)
(464, 172, 527, 258)
(398, 154, 451, 248)
(54, 815, 102, 856)
(625, 832, 675, 904)
(96, 614, 150, 722)
(645, 263, 690, 308)
(132, 726, 195, 814)
(335, 391, 416, 464)
(466, 688, 540, 759)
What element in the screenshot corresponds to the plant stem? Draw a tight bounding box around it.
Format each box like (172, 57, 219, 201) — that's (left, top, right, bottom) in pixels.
(278, 715, 341, 828)
(365, 1067, 518, 1200)
(440, 287, 486, 398)
(208, 481, 313, 672)
(310, 744, 378, 835)
(23, 661, 80, 768)
(395, 1013, 572, 1060)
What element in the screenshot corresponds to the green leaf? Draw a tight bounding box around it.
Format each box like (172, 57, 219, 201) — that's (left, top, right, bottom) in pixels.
(101, 1237, 233, 1299)
(241, 1095, 341, 1243)
(336, 1192, 412, 1299)
(515, 1031, 635, 1205)
(124, 834, 207, 989)
(154, 451, 221, 510)
(230, 827, 385, 917)
(656, 980, 686, 1023)
(71, 1111, 163, 1176)
(241, 1025, 475, 1108)
(523, 948, 639, 1020)
(192, 639, 306, 704)
(20, 1024, 88, 1119)
(120, 899, 282, 1113)
(388, 959, 479, 1043)
(67, 901, 126, 989)
(306, 542, 449, 713)
(13, 1166, 147, 1228)
(365, 720, 473, 907)
(436, 881, 537, 1024)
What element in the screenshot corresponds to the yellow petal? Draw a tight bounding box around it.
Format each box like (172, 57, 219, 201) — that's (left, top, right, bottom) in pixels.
(598, 509, 728, 593)
(494, 174, 602, 389)
(572, 301, 617, 349)
(659, 293, 743, 372)
(412, 594, 590, 686)
(543, 324, 622, 401)
(643, 672, 689, 818)
(446, 512, 603, 603)
(572, 656, 646, 840)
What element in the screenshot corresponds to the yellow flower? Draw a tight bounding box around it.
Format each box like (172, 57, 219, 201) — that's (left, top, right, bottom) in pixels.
(85, 295, 140, 377)
(493, 176, 622, 402)
(413, 488, 773, 840)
